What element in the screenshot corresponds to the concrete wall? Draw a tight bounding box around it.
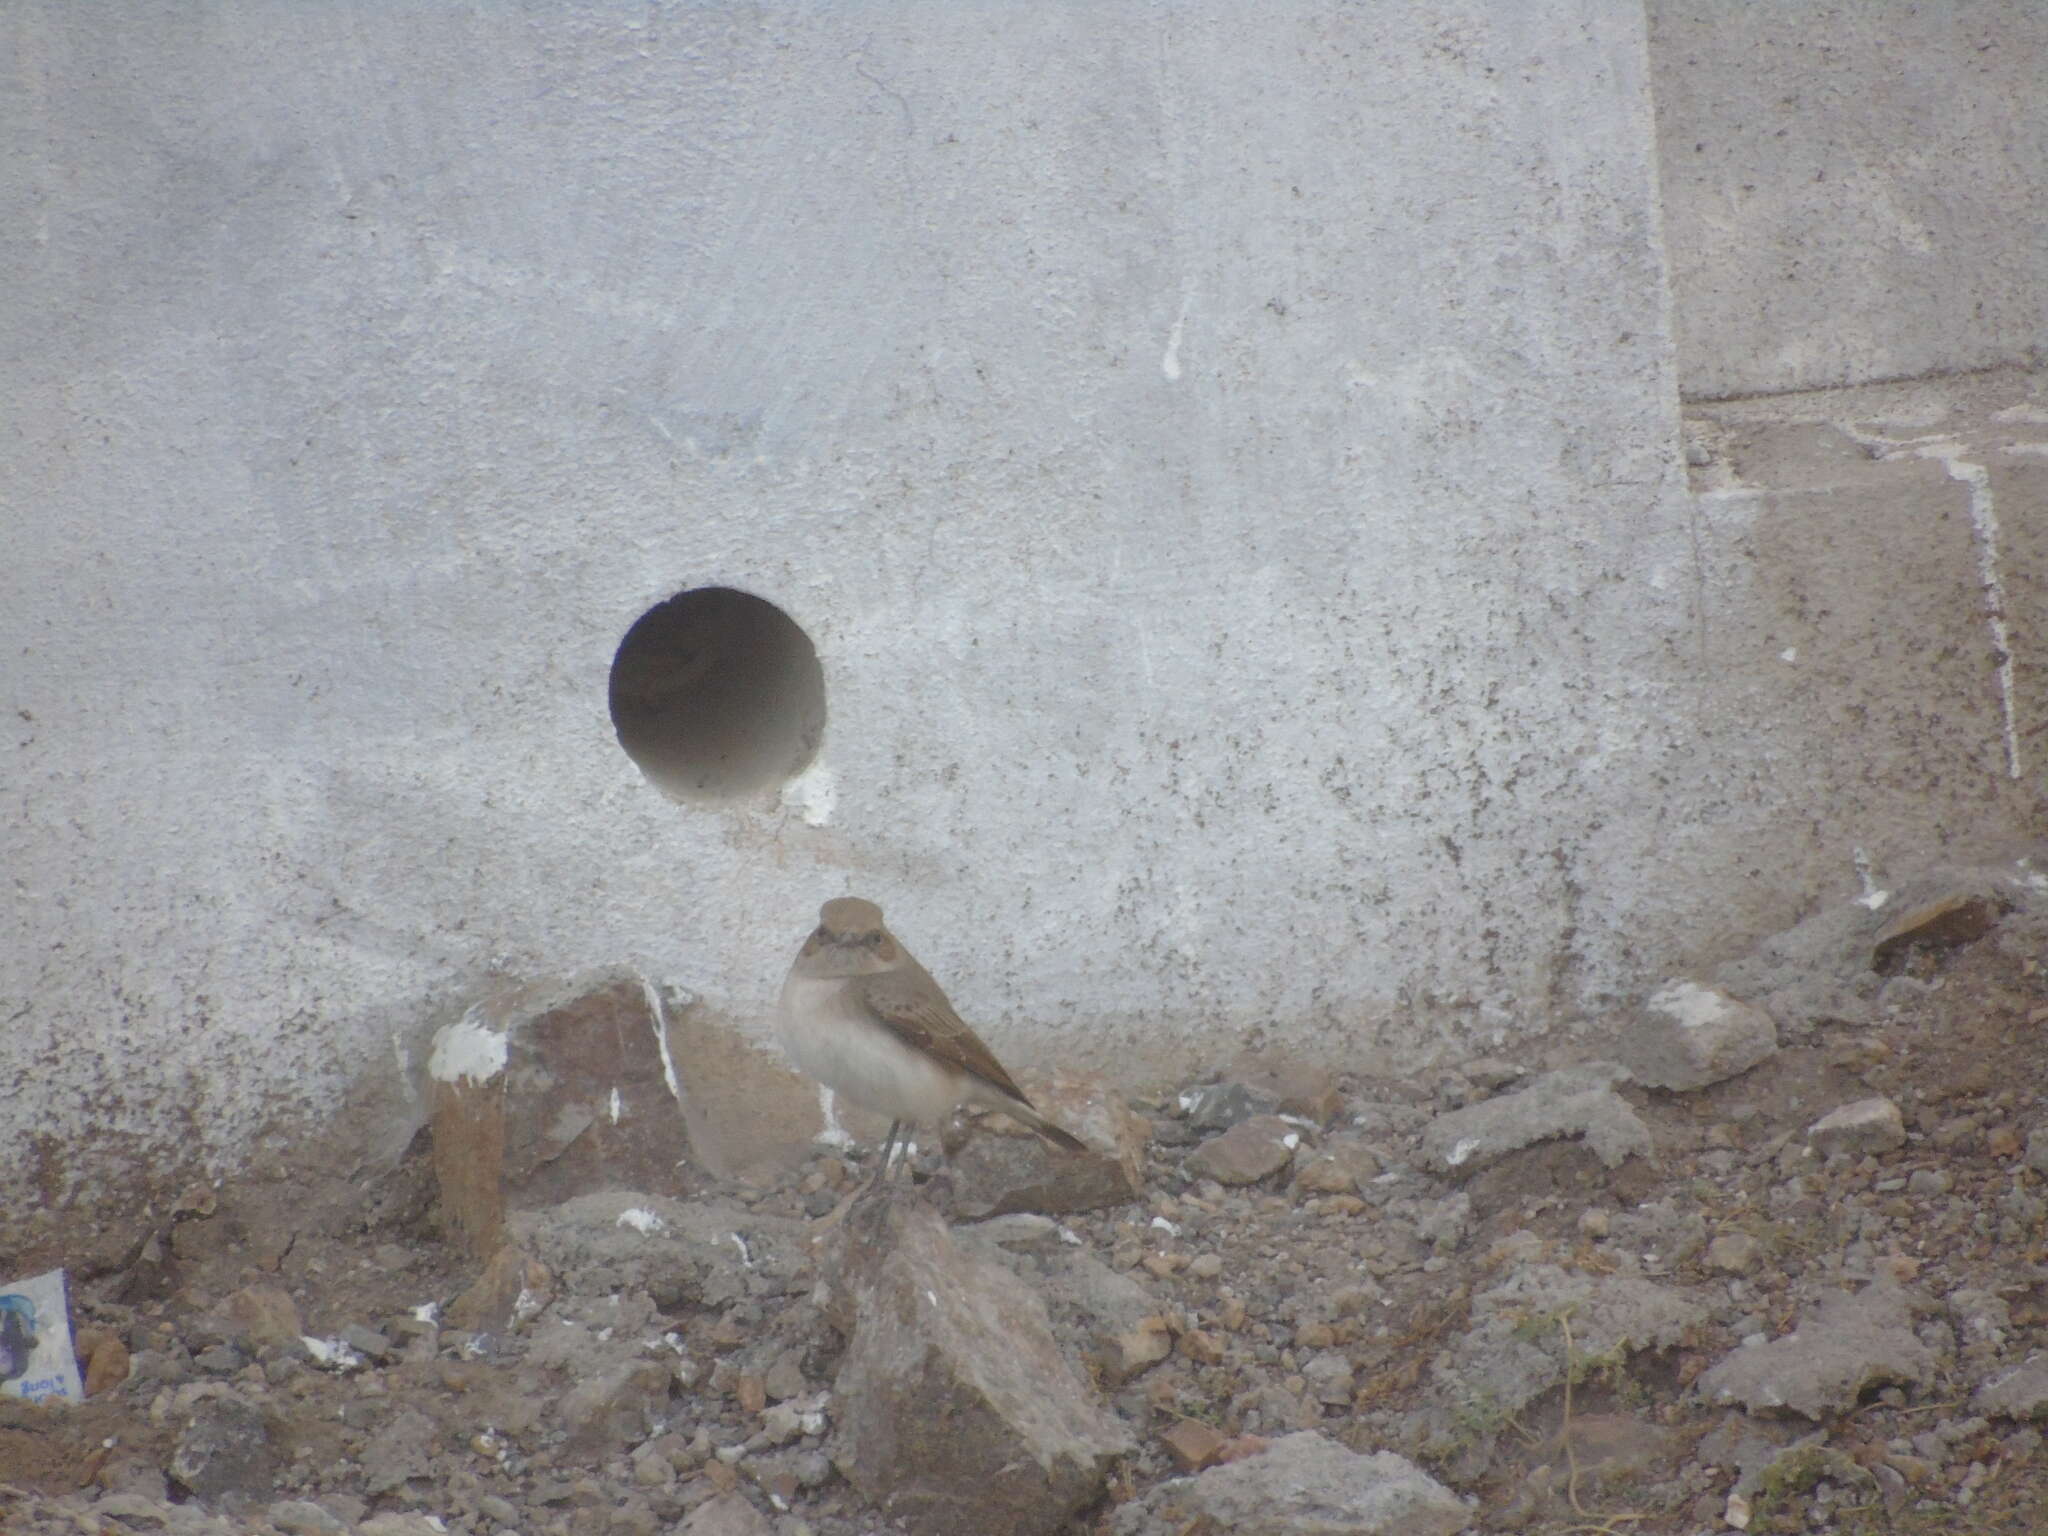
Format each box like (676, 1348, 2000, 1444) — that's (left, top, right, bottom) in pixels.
(4, 1, 2036, 1204)
(1650, 1, 2048, 399)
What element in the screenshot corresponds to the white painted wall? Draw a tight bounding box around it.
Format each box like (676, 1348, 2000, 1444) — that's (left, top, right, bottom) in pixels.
(6, 1, 2027, 1202)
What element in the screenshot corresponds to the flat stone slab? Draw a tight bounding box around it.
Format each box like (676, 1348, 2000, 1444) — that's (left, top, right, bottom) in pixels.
(1975, 1355, 2048, 1420)
(1697, 1283, 1936, 1419)
(1113, 1431, 1468, 1536)
(1420, 1063, 1653, 1177)
(1410, 1263, 1707, 1465)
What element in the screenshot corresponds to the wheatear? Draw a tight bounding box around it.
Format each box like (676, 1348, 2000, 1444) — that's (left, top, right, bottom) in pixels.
(778, 896, 1086, 1174)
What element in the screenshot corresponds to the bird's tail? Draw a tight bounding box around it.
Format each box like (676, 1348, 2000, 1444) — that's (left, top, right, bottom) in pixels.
(1010, 1098, 1088, 1154)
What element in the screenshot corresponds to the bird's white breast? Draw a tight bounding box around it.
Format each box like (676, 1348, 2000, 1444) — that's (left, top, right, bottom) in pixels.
(778, 974, 965, 1125)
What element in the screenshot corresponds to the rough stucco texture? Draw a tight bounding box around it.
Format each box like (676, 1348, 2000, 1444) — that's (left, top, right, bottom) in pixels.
(10, 1, 2003, 1198)
(1650, 1, 2048, 399)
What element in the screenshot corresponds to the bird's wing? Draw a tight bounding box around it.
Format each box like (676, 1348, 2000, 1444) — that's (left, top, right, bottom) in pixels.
(860, 969, 1035, 1107)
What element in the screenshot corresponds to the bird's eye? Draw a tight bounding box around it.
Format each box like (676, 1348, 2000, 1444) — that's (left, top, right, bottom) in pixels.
(863, 932, 883, 948)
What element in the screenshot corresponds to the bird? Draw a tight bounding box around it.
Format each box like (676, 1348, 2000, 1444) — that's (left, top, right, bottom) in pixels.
(777, 896, 1087, 1180)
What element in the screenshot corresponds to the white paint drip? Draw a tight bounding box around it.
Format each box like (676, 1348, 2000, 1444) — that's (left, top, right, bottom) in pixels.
(1150, 1216, 1182, 1238)
(391, 1032, 418, 1104)
(1779, 647, 1797, 664)
(730, 1233, 752, 1268)
(608, 1086, 623, 1125)
(1914, 441, 2021, 779)
(1161, 289, 1191, 381)
(617, 1207, 667, 1235)
(1853, 847, 1890, 910)
(782, 763, 837, 827)
(814, 1084, 855, 1150)
(640, 978, 686, 1109)
(1447, 1137, 1481, 1168)
(427, 1010, 508, 1086)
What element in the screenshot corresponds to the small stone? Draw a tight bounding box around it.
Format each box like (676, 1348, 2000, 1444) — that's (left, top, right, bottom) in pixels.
(1178, 1329, 1226, 1365)
(1578, 1208, 1611, 1240)
(222, 1286, 305, 1351)
(1161, 1417, 1231, 1471)
(268, 1500, 352, 1536)
(1464, 1057, 1528, 1093)
(1302, 1352, 1355, 1406)
(168, 1390, 278, 1503)
(1987, 1126, 2022, 1160)
(1808, 1097, 1907, 1157)
(1229, 1054, 1343, 1125)
(1706, 1232, 1761, 1275)
(82, 1331, 132, 1396)
(339, 1324, 393, 1362)
(477, 1493, 520, 1524)
(1187, 1116, 1299, 1186)
(679, 1494, 777, 1536)
(1188, 1253, 1225, 1280)
(1871, 894, 2000, 972)
(361, 1408, 435, 1496)
(1290, 1135, 1381, 1196)
(1621, 980, 1778, 1091)
(735, 1372, 768, 1414)
(1101, 1314, 1171, 1380)
(1180, 1081, 1281, 1131)
(360, 1517, 450, 1536)
(2025, 1127, 2048, 1175)
(1907, 1169, 1952, 1197)
(558, 1360, 673, 1452)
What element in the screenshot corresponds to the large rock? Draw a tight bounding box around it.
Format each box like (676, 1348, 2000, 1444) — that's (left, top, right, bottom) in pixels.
(830, 1195, 1132, 1536)
(1697, 1283, 1936, 1419)
(428, 972, 822, 1255)
(945, 1073, 1147, 1220)
(1420, 1063, 1652, 1177)
(1113, 1431, 1467, 1536)
(1618, 980, 1776, 1091)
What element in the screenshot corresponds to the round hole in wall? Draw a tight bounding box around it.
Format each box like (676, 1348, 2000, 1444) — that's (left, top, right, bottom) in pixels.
(608, 587, 826, 804)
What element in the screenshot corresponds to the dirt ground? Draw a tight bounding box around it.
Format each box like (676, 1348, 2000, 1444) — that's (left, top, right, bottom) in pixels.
(5, 861, 2048, 1535)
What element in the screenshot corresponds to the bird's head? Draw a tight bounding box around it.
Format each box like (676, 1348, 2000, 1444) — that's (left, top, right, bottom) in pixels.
(800, 896, 901, 976)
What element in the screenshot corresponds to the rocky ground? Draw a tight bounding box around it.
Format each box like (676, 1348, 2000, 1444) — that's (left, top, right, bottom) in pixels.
(6, 857, 2048, 1535)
